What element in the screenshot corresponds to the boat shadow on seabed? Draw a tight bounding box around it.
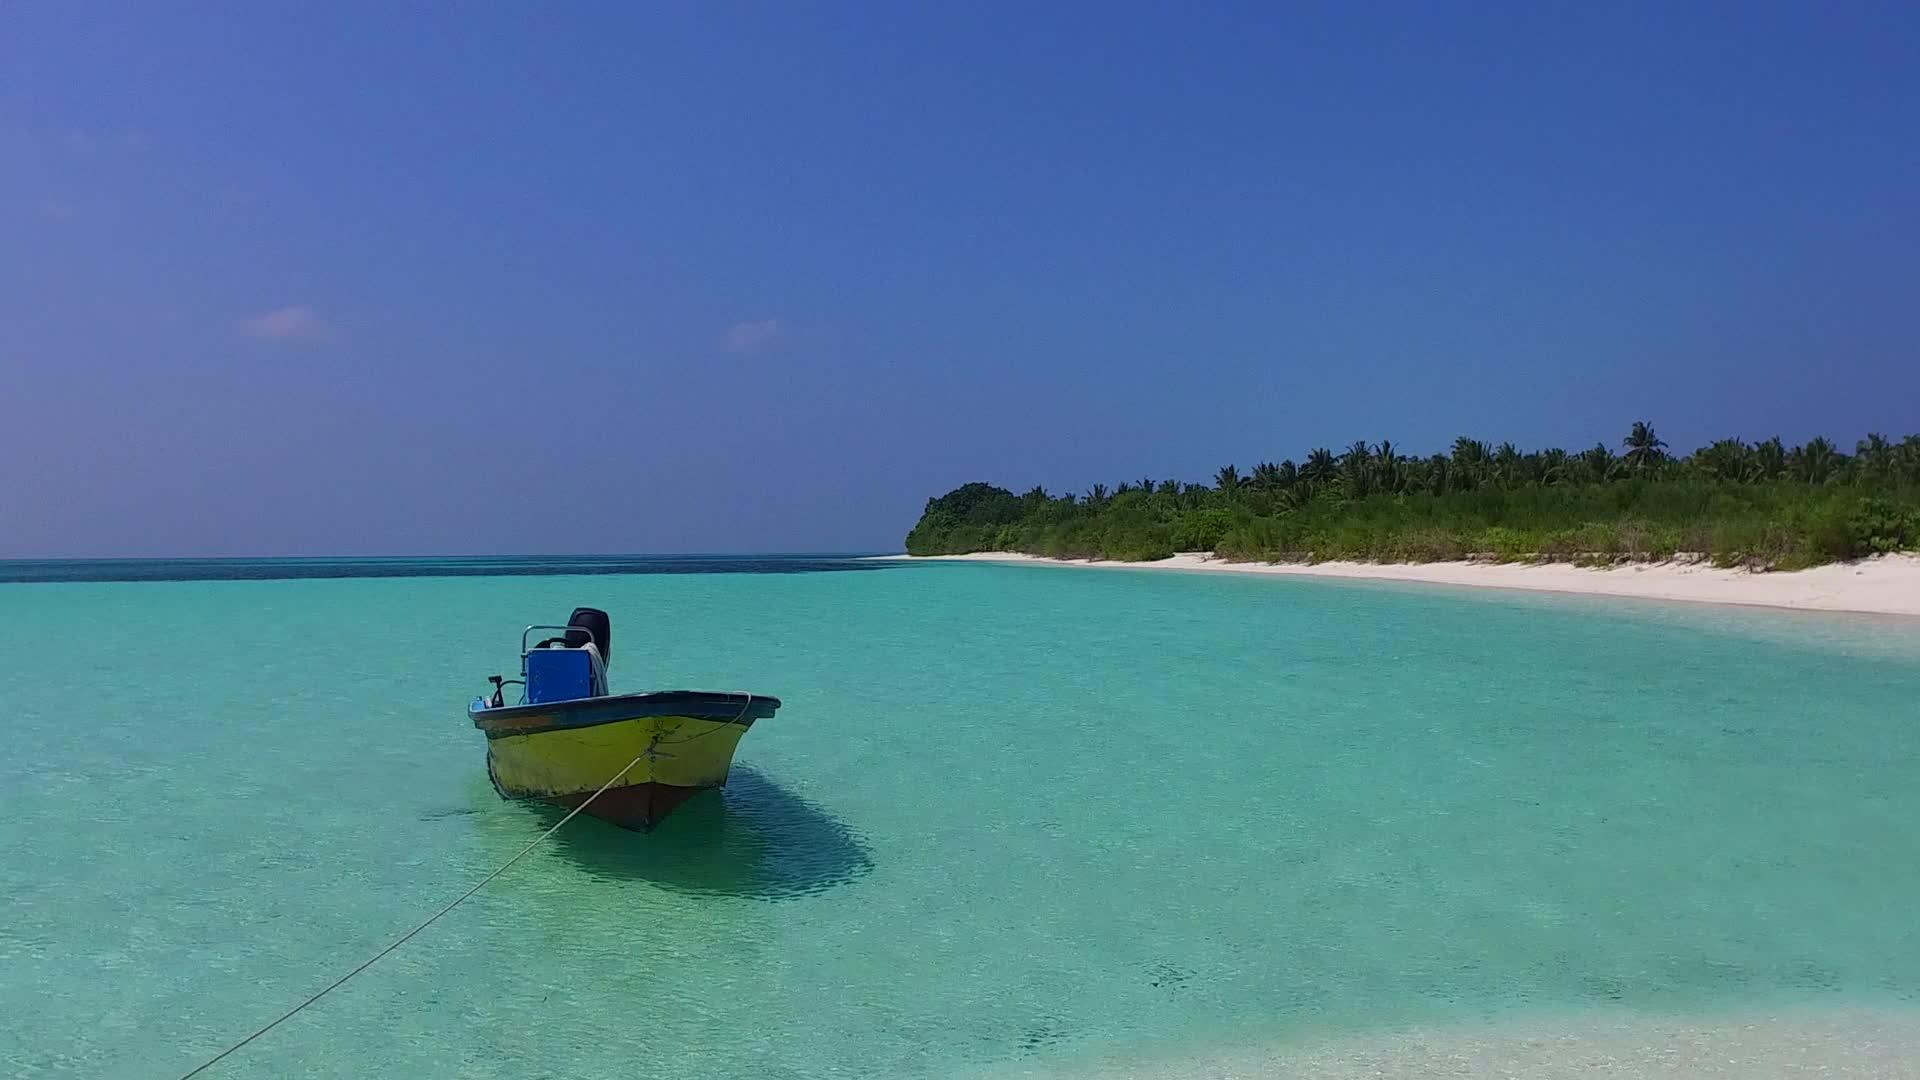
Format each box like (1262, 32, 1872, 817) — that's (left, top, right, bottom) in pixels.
(507, 765, 874, 901)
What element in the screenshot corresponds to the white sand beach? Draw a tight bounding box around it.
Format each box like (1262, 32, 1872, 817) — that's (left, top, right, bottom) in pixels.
(972, 1006, 1920, 1080)
(898, 552, 1920, 617)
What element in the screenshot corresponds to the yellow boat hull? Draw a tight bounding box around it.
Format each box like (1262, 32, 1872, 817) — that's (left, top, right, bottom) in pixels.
(471, 689, 778, 831)
(488, 713, 750, 794)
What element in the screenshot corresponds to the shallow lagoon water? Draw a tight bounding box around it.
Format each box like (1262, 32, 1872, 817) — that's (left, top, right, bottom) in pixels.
(4, 558, 1917, 1077)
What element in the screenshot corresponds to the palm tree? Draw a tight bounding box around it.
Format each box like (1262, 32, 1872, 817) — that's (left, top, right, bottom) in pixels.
(1021, 485, 1049, 507)
(1692, 438, 1751, 483)
(1214, 465, 1241, 495)
(1752, 437, 1787, 482)
(1340, 441, 1374, 497)
(1793, 437, 1838, 484)
(1492, 442, 1523, 487)
(1578, 443, 1617, 484)
(1623, 421, 1668, 471)
(1898, 436, 1920, 486)
(1276, 459, 1299, 488)
(1538, 447, 1570, 485)
(1448, 437, 1488, 490)
(1155, 479, 1180, 497)
(1451, 437, 1490, 468)
(1250, 462, 1284, 493)
(1084, 483, 1110, 508)
(1858, 434, 1894, 482)
(1302, 447, 1336, 487)
(1373, 440, 1403, 493)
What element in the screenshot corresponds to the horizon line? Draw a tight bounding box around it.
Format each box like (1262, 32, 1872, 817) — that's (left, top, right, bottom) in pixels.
(0, 550, 905, 564)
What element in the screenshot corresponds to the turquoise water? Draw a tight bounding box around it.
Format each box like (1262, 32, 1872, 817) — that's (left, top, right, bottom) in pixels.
(4, 559, 1919, 1078)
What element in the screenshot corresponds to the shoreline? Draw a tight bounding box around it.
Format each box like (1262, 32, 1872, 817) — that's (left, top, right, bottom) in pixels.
(892, 551, 1920, 617)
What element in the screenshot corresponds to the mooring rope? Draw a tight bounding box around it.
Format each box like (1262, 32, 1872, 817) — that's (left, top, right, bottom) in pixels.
(177, 751, 651, 1080)
(654, 691, 757, 747)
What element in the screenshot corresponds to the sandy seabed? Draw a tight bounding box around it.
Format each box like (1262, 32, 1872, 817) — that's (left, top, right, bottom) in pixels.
(960, 1006, 1920, 1079)
(919, 550, 1920, 1074)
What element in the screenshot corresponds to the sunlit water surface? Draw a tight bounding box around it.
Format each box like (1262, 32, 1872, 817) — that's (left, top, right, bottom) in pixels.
(4, 557, 1917, 1078)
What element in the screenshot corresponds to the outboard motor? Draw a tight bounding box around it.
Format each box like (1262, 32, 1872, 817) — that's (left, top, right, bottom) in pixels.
(564, 607, 611, 667)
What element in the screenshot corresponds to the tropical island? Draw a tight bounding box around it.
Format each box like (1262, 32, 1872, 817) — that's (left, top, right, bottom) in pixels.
(906, 425, 1920, 570)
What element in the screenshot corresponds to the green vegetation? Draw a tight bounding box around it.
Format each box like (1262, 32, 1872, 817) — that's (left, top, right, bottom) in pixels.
(905, 426, 1920, 569)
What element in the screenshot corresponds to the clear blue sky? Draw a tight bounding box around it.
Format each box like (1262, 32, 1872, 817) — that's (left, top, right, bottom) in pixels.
(3, 3, 1916, 557)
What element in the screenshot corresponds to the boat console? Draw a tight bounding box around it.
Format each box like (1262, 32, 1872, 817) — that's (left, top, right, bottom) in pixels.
(483, 607, 612, 707)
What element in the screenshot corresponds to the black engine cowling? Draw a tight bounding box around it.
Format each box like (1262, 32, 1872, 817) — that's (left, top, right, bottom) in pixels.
(563, 606, 611, 665)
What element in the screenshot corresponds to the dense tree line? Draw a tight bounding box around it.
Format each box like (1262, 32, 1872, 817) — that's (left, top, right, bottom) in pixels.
(905, 425, 1920, 568)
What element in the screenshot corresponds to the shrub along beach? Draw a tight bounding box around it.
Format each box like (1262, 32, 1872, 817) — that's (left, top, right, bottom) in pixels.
(907, 425, 1920, 570)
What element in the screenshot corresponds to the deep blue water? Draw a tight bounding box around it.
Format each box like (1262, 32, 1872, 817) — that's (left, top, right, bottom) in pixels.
(0, 553, 901, 583)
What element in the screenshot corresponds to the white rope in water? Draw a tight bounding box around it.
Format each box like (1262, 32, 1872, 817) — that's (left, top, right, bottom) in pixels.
(177, 751, 651, 1080)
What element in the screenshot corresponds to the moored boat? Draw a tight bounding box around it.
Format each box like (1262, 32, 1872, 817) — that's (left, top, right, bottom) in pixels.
(468, 607, 780, 830)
